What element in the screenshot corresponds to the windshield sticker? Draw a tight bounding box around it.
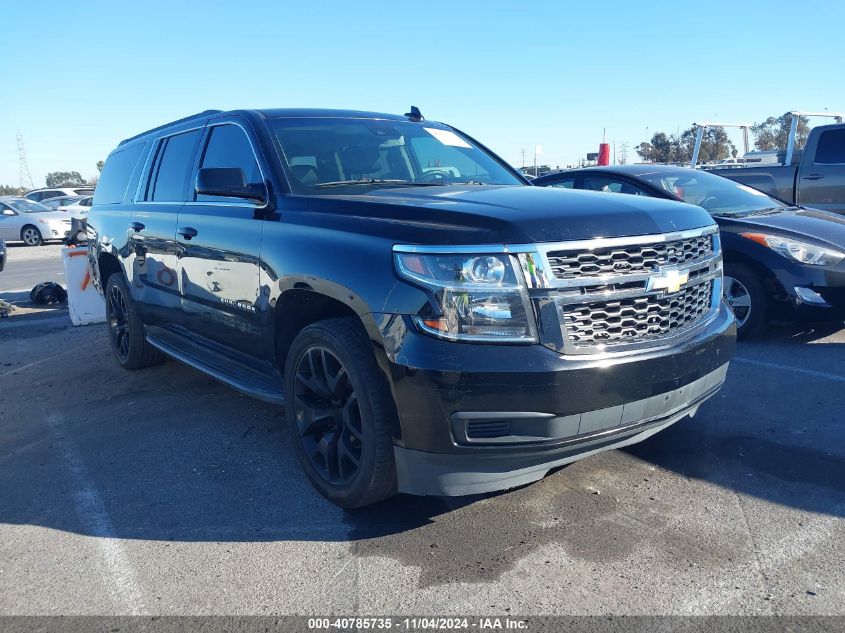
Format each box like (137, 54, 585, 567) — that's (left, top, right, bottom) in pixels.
(424, 128, 472, 148)
(737, 184, 767, 196)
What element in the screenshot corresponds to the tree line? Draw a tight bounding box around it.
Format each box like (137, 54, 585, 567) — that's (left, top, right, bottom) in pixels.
(635, 112, 811, 164)
(0, 161, 104, 196)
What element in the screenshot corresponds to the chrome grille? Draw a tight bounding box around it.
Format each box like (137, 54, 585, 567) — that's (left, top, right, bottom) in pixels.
(515, 226, 722, 354)
(547, 235, 712, 279)
(562, 281, 714, 347)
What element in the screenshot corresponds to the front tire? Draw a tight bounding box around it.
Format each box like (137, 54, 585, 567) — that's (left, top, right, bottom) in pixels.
(723, 263, 768, 339)
(105, 273, 165, 369)
(284, 317, 397, 508)
(21, 225, 43, 247)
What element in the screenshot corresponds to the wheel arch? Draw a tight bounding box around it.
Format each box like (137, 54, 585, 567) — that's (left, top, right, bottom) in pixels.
(273, 280, 403, 442)
(97, 250, 124, 289)
(722, 249, 787, 301)
(272, 277, 387, 373)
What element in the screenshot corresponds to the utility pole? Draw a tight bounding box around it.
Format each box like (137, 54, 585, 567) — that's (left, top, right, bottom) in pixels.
(619, 142, 629, 165)
(17, 132, 34, 191)
(520, 148, 526, 170)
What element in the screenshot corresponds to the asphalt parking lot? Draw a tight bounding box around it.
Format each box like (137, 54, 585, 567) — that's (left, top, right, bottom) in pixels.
(0, 248, 843, 616)
(0, 243, 66, 293)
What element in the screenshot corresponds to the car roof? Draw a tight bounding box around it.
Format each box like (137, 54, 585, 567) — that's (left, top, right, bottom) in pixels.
(118, 108, 416, 146)
(257, 108, 408, 121)
(26, 187, 92, 193)
(539, 164, 703, 179)
(0, 196, 29, 202)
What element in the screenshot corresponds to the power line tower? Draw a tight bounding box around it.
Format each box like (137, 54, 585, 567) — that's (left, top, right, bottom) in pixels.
(618, 142, 629, 165)
(17, 132, 34, 191)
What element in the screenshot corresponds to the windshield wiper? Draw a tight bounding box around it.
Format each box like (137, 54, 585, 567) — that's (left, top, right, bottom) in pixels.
(313, 179, 445, 189)
(711, 206, 783, 217)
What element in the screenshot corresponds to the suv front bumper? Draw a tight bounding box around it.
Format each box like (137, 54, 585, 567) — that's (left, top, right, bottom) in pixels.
(374, 301, 735, 496)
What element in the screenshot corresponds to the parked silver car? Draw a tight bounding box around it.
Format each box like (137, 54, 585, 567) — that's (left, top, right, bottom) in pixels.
(58, 195, 93, 218)
(24, 187, 95, 202)
(0, 196, 74, 246)
(39, 195, 84, 211)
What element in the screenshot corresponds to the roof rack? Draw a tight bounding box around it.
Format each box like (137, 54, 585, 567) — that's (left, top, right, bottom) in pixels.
(118, 110, 223, 146)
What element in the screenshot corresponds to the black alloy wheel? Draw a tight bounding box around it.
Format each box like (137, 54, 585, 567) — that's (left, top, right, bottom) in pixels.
(284, 317, 397, 508)
(293, 346, 364, 485)
(107, 282, 131, 362)
(104, 273, 165, 369)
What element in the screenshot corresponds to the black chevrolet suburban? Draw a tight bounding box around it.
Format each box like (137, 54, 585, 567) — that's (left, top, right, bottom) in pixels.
(88, 108, 736, 507)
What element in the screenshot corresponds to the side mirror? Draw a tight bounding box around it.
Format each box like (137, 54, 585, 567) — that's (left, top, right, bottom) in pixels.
(196, 167, 266, 205)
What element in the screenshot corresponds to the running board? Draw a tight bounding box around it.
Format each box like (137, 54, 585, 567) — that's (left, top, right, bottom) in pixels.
(146, 329, 285, 406)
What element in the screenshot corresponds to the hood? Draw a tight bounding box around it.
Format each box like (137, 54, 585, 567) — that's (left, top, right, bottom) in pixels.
(716, 207, 845, 248)
(297, 185, 714, 245)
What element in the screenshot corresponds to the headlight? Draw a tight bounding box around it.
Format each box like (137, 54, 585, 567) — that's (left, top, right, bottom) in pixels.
(741, 233, 845, 266)
(394, 251, 538, 343)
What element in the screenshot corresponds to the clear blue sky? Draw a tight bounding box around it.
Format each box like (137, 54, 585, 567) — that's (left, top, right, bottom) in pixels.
(2, 0, 844, 187)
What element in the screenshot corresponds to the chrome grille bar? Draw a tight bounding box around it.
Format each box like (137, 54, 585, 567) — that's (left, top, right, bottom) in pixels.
(513, 225, 722, 354)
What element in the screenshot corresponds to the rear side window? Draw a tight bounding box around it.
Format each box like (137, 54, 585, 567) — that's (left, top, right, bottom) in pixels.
(195, 125, 262, 202)
(544, 176, 575, 188)
(147, 129, 202, 202)
(95, 144, 145, 205)
(814, 129, 845, 165)
(582, 175, 648, 195)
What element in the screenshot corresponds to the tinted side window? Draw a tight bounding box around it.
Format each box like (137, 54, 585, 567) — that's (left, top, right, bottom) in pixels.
(95, 143, 145, 205)
(814, 129, 845, 165)
(582, 176, 648, 195)
(195, 125, 262, 202)
(545, 176, 575, 189)
(149, 130, 202, 202)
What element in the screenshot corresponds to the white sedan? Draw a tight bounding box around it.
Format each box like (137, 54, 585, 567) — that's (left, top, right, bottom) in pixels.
(57, 196, 93, 219)
(0, 197, 74, 246)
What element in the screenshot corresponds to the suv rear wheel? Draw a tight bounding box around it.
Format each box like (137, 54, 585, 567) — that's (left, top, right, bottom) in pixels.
(284, 317, 397, 508)
(105, 273, 165, 369)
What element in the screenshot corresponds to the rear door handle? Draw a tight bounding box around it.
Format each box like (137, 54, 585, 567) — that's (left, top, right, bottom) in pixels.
(130, 221, 145, 232)
(803, 174, 824, 180)
(177, 226, 198, 240)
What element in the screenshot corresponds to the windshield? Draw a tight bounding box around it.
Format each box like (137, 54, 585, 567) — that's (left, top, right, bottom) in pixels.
(270, 118, 523, 194)
(638, 169, 786, 215)
(6, 199, 52, 213)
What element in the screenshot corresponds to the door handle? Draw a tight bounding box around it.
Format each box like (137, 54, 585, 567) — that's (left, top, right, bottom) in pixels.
(130, 221, 145, 232)
(803, 174, 824, 181)
(177, 226, 198, 240)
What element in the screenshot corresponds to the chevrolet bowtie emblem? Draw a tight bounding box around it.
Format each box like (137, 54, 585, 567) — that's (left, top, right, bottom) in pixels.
(647, 269, 689, 294)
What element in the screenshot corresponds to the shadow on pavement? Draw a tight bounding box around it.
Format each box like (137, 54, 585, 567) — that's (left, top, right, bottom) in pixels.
(0, 326, 842, 559)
